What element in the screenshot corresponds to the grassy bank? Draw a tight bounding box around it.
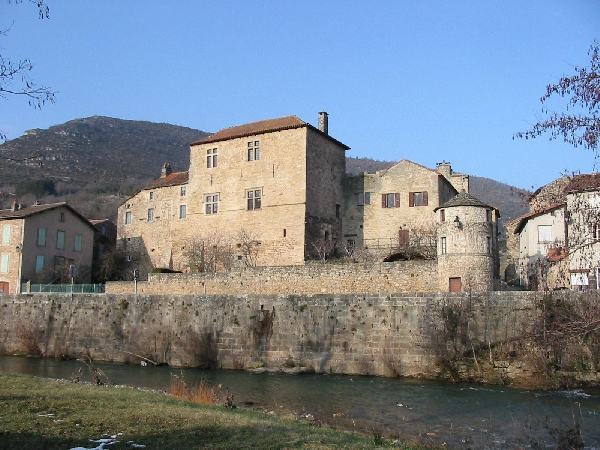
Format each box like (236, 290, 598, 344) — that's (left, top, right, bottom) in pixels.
(0, 373, 432, 449)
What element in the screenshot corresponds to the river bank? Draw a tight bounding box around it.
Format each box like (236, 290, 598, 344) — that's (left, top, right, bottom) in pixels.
(0, 372, 437, 450)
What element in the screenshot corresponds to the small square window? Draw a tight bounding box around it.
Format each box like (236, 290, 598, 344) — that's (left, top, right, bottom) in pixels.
(59, 212, 65, 222)
(180, 186, 187, 196)
(149, 192, 155, 201)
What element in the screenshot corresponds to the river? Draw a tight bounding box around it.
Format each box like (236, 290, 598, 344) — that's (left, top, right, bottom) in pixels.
(1, 356, 599, 448)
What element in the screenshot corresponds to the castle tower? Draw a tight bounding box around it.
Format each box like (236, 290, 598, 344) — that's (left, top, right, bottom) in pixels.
(435, 191, 499, 292)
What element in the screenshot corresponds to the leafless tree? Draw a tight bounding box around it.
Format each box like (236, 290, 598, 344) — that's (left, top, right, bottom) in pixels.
(515, 40, 599, 153)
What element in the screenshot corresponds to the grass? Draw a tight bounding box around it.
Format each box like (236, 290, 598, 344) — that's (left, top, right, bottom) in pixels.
(0, 373, 435, 450)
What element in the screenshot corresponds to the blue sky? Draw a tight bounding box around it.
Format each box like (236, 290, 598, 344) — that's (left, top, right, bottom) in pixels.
(0, 1, 598, 190)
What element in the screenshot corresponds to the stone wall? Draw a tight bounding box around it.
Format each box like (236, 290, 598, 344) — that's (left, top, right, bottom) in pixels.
(105, 261, 438, 295)
(0, 291, 537, 380)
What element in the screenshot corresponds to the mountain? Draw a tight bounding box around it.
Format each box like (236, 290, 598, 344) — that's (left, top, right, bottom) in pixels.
(0, 117, 529, 226)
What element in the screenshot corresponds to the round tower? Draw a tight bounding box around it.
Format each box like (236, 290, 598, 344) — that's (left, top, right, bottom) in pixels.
(435, 191, 499, 292)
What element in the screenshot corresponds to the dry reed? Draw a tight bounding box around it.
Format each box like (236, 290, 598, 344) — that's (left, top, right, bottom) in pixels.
(169, 374, 218, 405)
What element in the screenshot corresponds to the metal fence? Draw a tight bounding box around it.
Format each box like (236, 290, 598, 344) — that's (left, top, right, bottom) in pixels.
(22, 283, 105, 294)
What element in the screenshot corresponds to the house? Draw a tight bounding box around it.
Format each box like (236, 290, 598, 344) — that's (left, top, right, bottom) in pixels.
(342, 160, 467, 259)
(117, 113, 349, 276)
(512, 202, 568, 290)
(0, 202, 95, 293)
(564, 174, 600, 290)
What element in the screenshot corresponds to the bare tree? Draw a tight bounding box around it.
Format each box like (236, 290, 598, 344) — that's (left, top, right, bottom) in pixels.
(235, 228, 261, 267)
(185, 232, 234, 274)
(515, 40, 599, 153)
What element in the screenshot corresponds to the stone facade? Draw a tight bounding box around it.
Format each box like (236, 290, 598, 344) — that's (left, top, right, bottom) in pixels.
(0, 291, 536, 380)
(118, 115, 348, 276)
(435, 191, 499, 292)
(106, 261, 438, 295)
(342, 160, 463, 259)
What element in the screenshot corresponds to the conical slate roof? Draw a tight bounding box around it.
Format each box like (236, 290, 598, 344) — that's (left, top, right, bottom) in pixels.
(434, 190, 496, 212)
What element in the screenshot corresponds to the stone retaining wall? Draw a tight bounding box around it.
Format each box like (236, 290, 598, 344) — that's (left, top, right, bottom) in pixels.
(0, 291, 538, 380)
(105, 261, 438, 295)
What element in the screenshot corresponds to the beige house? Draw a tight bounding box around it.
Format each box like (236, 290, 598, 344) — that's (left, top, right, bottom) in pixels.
(512, 202, 568, 290)
(118, 113, 349, 276)
(342, 160, 467, 259)
(0, 202, 95, 293)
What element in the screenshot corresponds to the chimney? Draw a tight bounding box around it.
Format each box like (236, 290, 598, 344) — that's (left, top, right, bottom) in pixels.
(11, 199, 18, 212)
(161, 163, 172, 178)
(436, 161, 452, 178)
(318, 111, 329, 135)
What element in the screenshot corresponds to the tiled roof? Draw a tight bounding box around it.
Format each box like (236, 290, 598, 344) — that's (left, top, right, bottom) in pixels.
(564, 173, 600, 193)
(434, 191, 496, 212)
(192, 116, 307, 145)
(192, 115, 350, 150)
(146, 171, 189, 189)
(512, 202, 566, 234)
(0, 202, 94, 229)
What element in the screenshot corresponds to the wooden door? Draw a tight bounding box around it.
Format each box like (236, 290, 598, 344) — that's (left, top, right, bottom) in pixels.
(449, 277, 462, 293)
(0, 281, 9, 294)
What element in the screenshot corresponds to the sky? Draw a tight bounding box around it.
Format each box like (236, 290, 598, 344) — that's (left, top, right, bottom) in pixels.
(0, 1, 598, 190)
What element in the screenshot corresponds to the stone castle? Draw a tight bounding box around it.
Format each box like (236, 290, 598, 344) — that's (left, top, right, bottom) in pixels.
(116, 113, 499, 292)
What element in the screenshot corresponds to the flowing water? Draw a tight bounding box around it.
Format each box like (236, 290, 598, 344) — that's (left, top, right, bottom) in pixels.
(1, 356, 599, 449)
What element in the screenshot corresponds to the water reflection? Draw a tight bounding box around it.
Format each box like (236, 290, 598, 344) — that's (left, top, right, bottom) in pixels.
(1, 356, 599, 448)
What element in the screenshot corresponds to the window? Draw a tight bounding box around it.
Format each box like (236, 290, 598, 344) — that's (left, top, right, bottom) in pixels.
(74, 234, 82, 252)
(441, 237, 447, 254)
(440, 210, 445, 222)
(409, 191, 428, 207)
(179, 204, 187, 219)
(35, 255, 44, 274)
(56, 231, 65, 250)
(593, 224, 600, 240)
(180, 186, 187, 196)
(101, 225, 106, 235)
(125, 211, 132, 224)
(486, 236, 492, 254)
(147, 208, 154, 222)
(59, 212, 65, 222)
(2, 226, 11, 244)
(357, 192, 371, 205)
(486, 209, 493, 222)
(537, 225, 552, 243)
(247, 189, 262, 210)
(205, 194, 219, 214)
(1, 254, 8, 273)
(149, 191, 155, 201)
(37, 228, 46, 246)
(382, 193, 400, 208)
(247, 141, 260, 161)
(207, 148, 218, 168)
(336, 204, 341, 218)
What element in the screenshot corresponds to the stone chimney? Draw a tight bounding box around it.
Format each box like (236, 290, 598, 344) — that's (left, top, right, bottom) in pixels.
(436, 161, 452, 178)
(318, 111, 329, 135)
(11, 199, 18, 212)
(161, 163, 172, 178)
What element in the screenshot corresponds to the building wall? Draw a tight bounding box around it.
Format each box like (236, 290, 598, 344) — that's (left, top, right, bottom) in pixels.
(106, 261, 438, 295)
(0, 291, 537, 380)
(118, 183, 190, 273)
(566, 191, 600, 288)
(0, 219, 24, 294)
(342, 160, 458, 255)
